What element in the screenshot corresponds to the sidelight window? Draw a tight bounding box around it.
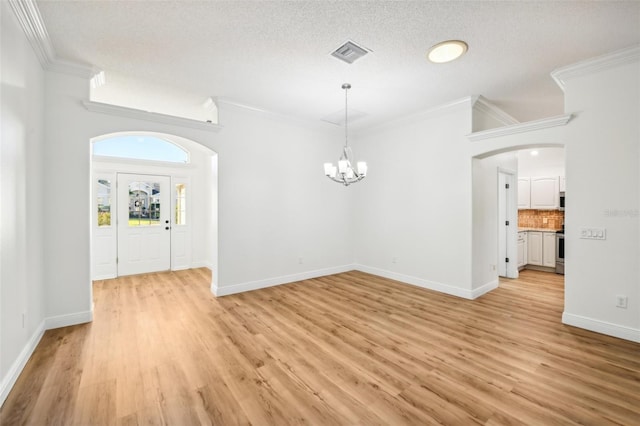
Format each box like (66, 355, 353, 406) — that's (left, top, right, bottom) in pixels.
(97, 179, 112, 226)
(175, 183, 187, 225)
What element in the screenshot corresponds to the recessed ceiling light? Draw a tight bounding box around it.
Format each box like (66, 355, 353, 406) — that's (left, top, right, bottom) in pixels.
(427, 40, 468, 63)
(530, 150, 539, 156)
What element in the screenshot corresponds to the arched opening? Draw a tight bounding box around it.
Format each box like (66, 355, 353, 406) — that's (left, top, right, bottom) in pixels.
(90, 131, 218, 287)
(472, 137, 565, 304)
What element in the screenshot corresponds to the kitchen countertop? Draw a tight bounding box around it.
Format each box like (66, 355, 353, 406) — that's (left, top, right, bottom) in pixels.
(518, 227, 562, 232)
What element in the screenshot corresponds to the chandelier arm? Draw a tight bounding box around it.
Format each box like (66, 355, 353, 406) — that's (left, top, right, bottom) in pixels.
(328, 176, 350, 186)
(326, 170, 364, 186)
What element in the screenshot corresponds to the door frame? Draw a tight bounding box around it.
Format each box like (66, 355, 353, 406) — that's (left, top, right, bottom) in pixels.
(498, 167, 518, 278)
(90, 132, 215, 281)
(92, 167, 194, 279)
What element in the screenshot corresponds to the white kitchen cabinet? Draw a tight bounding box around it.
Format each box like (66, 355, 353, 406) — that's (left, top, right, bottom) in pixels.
(527, 231, 543, 266)
(517, 232, 528, 269)
(517, 177, 531, 209)
(530, 176, 559, 210)
(559, 175, 566, 192)
(543, 232, 556, 268)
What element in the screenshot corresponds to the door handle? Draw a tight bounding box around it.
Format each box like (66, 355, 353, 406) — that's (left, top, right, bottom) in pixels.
(165, 226, 170, 230)
(165, 220, 169, 224)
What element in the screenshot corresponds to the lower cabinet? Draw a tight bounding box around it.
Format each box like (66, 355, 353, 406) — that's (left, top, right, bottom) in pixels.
(543, 232, 556, 268)
(527, 232, 543, 266)
(517, 232, 527, 269)
(522, 231, 556, 269)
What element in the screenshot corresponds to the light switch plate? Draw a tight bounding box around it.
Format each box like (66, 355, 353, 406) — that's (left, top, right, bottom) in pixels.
(580, 227, 606, 240)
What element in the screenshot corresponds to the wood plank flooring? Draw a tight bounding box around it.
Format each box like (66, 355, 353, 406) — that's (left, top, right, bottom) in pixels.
(2, 269, 640, 425)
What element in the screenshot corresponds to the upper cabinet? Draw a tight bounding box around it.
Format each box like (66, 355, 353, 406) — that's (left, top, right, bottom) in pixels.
(517, 177, 531, 209)
(517, 147, 565, 209)
(518, 176, 560, 210)
(530, 176, 559, 209)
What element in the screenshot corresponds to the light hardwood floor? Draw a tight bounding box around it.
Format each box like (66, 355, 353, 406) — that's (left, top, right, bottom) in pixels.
(2, 269, 640, 425)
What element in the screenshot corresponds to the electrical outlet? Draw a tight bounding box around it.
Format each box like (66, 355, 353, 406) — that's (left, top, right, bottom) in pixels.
(392, 257, 397, 264)
(616, 295, 628, 309)
(298, 257, 303, 264)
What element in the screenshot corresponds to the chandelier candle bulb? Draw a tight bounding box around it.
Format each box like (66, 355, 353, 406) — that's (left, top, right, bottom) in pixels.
(357, 162, 367, 176)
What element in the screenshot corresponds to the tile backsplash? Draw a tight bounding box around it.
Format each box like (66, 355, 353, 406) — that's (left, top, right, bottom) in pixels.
(518, 209, 564, 230)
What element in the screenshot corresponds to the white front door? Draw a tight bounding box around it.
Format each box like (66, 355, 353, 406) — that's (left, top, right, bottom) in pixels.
(117, 173, 171, 276)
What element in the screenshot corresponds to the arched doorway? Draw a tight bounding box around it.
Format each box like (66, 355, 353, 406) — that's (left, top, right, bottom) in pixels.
(90, 131, 218, 281)
(469, 115, 569, 300)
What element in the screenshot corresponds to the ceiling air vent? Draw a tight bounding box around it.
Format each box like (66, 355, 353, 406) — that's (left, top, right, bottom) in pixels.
(331, 40, 370, 64)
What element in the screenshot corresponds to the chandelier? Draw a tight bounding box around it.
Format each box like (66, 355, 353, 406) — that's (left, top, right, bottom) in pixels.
(324, 83, 367, 186)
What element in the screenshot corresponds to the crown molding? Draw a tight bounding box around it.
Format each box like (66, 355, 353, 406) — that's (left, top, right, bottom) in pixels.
(398, 96, 475, 123)
(8, 0, 95, 78)
(358, 96, 476, 137)
(215, 97, 345, 131)
(214, 97, 271, 114)
(551, 45, 640, 92)
(471, 95, 520, 126)
(83, 101, 223, 133)
(467, 114, 572, 142)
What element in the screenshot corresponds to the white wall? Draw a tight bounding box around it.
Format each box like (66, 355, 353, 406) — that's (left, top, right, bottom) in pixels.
(214, 102, 354, 293)
(352, 101, 476, 298)
(562, 53, 640, 341)
(472, 153, 518, 289)
(1, 1, 46, 402)
(42, 72, 94, 323)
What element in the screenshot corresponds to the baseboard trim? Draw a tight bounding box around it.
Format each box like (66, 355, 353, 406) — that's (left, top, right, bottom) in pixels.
(471, 279, 499, 299)
(354, 264, 477, 299)
(522, 265, 556, 273)
(190, 260, 213, 269)
(0, 320, 45, 406)
(92, 273, 116, 281)
(44, 309, 94, 330)
(1, 309, 95, 406)
(562, 312, 640, 343)
(213, 264, 356, 297)
(171, 265, 191, 272)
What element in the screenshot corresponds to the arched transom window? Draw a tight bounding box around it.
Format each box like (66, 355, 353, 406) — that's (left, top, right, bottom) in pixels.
(93, 135, 189, 163)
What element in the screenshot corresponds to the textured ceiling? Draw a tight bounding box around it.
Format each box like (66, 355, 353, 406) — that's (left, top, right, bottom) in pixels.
(36, 1, 640, 128)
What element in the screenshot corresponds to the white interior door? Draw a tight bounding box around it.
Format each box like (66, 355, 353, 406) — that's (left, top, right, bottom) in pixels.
(117, 173, 171, 276)
(498, 170, 518, 278)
